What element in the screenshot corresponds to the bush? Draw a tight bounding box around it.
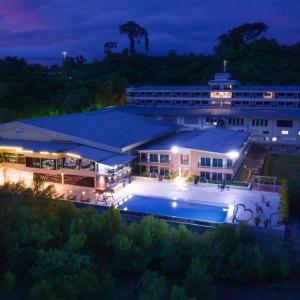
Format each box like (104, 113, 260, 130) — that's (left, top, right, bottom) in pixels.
(280, 178, 289, 222)
(262, 153, 272, 176)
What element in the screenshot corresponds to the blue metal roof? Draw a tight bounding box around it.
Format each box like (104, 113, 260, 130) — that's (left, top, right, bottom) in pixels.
(0, 139, 78, 152)
(20, 108, 179, 151)
(183, 128, 250, 154)
(128, 86, 210, 91)
(128, 85, 300, 92)
(140, 128, 249, 154)
(141, 131, 201, 151)
(115, 106, 300, 119)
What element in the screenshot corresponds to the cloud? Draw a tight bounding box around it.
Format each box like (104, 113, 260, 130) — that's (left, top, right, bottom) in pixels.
(0, 0, 299, 64)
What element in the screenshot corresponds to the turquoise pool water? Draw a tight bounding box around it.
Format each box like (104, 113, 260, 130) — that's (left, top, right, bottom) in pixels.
(117, 195, 227, 223)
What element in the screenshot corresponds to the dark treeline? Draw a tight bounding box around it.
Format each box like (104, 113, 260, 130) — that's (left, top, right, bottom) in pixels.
(0, 182, 293, 299)
(1, 22, 300, 123)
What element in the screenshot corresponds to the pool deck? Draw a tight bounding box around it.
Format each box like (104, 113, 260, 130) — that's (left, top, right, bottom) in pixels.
(113, 177, 282, 229)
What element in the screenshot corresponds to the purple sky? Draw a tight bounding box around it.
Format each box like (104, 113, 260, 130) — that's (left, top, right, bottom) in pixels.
(0, 0, 299, 64)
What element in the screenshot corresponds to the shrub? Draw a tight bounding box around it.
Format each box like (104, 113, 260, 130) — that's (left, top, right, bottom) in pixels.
(262, 153, 272, 176)
(280, 178, 289, 222)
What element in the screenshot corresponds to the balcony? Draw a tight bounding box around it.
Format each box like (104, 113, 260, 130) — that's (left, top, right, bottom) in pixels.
(139, 159, 170, 165)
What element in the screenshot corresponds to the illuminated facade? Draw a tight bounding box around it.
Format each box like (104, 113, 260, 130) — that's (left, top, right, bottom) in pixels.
(137, 128, 250, 180)
(0, 109, 178, 198)
(0, 141, 132, 199)
(124, 72, 300, 150)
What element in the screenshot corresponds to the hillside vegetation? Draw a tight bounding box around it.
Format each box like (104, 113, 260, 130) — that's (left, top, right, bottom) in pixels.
(0, 22, 300, 123)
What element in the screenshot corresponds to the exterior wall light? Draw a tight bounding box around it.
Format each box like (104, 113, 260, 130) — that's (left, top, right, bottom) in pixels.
(226, 151, 239, 159)
(171, 146, 179, 154)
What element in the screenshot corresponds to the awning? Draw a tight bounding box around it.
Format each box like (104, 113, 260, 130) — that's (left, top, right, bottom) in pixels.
(62, 145, 114, 162)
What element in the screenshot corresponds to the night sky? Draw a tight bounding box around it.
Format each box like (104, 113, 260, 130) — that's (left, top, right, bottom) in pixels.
(0, 0, 299, 64)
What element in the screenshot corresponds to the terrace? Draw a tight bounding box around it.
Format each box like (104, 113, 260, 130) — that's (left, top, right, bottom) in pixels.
(61, 176, 282, 230)
(114, 177, 281, 229)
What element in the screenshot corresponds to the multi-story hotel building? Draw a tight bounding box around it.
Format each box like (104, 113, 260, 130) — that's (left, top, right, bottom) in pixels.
(137, 128, 250, 181)
(121, 72, 300, 151)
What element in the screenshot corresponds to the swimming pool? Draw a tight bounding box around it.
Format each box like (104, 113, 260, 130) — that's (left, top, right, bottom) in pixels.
(117, 195, 228, 223)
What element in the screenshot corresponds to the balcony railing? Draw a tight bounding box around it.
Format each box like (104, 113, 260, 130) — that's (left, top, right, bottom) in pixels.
(139, 159, 170, 164)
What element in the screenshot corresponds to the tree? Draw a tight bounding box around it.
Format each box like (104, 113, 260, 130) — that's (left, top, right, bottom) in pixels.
(184, 257, 215, 299)
(119, 21, 149, 57)
(170, 285, 188, 300)
(215, 22, 268, 59)
(3, 270, 16, 294)
(62, 87, 92, 113)
(31, 280, 58, 300)
(138, 271, 168, 300)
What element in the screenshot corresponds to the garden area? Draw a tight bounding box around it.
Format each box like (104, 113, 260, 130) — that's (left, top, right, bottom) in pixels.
(262, 153, 300, 217)
(0, 182, 294, 299)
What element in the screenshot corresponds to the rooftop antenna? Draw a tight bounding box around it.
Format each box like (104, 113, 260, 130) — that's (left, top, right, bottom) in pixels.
(223, 59, 228, 73)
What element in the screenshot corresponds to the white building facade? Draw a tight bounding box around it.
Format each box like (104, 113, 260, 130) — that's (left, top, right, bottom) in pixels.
(125, 73, 300, 151)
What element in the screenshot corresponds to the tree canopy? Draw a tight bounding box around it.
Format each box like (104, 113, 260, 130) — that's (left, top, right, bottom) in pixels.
(0, 22, 299, 124)
(0, 182, 293, 299)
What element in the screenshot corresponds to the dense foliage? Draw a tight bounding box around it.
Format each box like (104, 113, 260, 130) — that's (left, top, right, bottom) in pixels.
(0, 183, 292, 299)
(0, 22, 300, 123)
(263, 154, 300, 217)
(280, 179, 289, 222)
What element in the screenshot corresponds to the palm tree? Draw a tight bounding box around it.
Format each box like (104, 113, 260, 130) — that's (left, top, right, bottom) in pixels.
(119, 21, 149, 57)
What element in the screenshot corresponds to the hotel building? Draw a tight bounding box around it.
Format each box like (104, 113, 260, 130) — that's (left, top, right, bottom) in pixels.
(137, 128, 250, 181)
(0, 106, 250, 197)
(122, 72, 300, 151)
(2, 71, 299, 197)
(0, 109, 179, 198)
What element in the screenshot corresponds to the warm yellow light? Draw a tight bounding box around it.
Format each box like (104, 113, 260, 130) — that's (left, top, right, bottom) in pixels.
(0, 146, 23, 151)
(19, 149, 33, 153)
(66, 153, 81, 158)
(40, 151, 50, 155)
(5, 169, 33, 187)
(51, 153, 58, 156)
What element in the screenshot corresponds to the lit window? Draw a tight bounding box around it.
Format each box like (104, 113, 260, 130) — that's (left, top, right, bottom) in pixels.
(272, 137, 277, 142)
(282, 130, 289, 135)
(210, 91, 232, 98)
(263, 92, 274, 99)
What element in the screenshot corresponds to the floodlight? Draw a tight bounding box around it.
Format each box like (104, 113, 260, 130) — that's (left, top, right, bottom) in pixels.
(226, 151, 239, 160)
(171, 146, 179, 154)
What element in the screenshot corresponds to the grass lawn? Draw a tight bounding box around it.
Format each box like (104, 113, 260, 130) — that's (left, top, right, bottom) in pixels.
(268, 154, 300, 181)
